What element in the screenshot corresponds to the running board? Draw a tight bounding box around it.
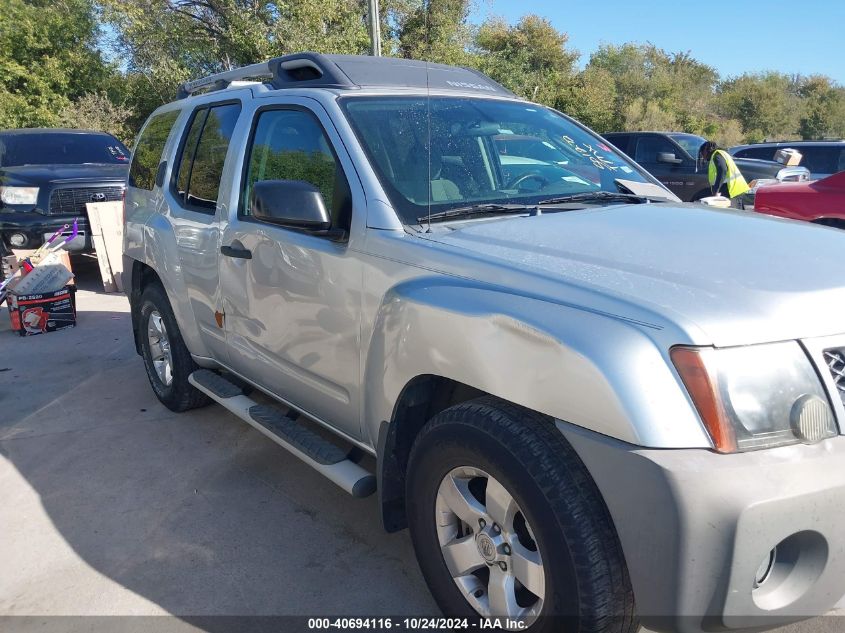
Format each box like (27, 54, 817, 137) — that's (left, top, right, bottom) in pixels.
(189, 369, 376, 498)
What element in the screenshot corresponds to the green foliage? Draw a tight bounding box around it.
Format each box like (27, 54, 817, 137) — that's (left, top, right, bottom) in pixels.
(475, 14, 577, 105)
(557, 66, 617, 132)
(718, 72, 802, 142)
(58, 92, 134, 143)
(796, 75, 845, 140)
(584, 43, 721, 135)
(1, 0, 843, 149)
(0, 0, 111, 128)
(397, 0, 475, 64)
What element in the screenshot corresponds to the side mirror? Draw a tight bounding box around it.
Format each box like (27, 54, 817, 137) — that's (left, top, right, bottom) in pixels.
(250, 180, 331, 231)
(657, 152, 683, 165)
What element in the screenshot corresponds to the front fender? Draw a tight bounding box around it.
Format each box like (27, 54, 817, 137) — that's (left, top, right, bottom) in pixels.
(363, 277, 710, 449)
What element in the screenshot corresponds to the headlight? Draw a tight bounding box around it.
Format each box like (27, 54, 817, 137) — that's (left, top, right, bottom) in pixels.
(747, 178, 779, 193)
(0, 186, 39, 206)
(672, 342, 838, 453)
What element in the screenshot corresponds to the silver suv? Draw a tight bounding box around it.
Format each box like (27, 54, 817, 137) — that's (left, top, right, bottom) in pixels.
(123, 53, 845, 633)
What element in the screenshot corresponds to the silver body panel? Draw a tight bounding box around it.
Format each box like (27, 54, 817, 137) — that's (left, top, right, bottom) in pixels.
(124, 81, 845, 630)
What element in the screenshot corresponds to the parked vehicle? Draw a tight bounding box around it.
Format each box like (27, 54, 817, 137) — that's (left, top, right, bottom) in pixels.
(730, 141, 845, 180)
(0, 129, 130, 260)
(603, 131, 809, 202)
(123, 53, 845, 633)
(753, 171, 845, 227)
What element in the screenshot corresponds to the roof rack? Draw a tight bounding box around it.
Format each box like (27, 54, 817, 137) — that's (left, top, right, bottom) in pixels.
(176, 52, 514, 100)
(176, 61, 274, 99)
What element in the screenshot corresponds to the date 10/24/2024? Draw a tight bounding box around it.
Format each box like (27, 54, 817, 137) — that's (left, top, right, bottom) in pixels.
(307, 618, 528, 630)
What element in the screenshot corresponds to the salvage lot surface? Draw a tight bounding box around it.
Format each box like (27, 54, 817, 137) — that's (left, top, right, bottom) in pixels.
(0, 257, 842, 632)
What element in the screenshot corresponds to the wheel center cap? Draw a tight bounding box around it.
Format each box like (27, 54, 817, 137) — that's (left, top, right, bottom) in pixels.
(476, 533, 497, 563)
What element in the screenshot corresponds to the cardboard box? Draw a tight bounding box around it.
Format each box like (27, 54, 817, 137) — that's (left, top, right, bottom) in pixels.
(7, 286, 77, 336)
(774, 148, 802, 166)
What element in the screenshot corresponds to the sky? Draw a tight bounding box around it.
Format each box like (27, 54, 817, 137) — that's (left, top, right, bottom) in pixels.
(471, 0, 845, 83)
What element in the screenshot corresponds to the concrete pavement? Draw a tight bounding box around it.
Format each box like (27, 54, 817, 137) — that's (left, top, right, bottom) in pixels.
(0, 255, 841, 632)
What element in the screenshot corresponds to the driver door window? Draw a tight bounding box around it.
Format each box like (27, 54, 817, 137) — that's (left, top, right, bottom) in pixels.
(242, 108, 352, 232)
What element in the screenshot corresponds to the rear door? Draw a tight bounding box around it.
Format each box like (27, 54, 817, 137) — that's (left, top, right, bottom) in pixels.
(163, 99, 243, 363)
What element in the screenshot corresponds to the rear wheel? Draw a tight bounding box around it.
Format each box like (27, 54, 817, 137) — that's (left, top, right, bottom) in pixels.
(406, 397, 637, 632)
(138, 282, 209, 412)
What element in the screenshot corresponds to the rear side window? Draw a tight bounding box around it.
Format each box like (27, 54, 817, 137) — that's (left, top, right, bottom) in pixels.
(605, 135, 631, 153)
(129, 111, 179, 191)
(734, 147, 776, 160)
(172, 102, 241, 212)
(800, 147, 844, 175)
(241, 108, 351, 230)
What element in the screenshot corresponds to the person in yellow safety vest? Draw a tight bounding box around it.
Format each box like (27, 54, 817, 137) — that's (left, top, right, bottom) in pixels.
(699, 141, 751, 204)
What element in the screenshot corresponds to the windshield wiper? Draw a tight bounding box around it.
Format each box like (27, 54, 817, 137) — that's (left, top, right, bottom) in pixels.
(418, 203, 531, 224)
(538, 191, 659, 205)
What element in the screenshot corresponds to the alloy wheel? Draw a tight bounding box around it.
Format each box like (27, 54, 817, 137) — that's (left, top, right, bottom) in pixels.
(147, 310, 173, 386)
(435, 466, 545, 623)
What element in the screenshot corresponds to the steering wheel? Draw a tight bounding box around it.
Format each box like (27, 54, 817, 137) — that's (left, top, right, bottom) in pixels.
(505, 172, 551, 191)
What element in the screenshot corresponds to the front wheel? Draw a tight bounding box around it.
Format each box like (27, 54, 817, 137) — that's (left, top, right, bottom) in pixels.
(406, 397, 637, 632)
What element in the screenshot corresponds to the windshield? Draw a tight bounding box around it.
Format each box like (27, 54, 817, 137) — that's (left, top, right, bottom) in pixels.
(668, 133, 706, 159)
(0, 132, 130, 168)
(340, 96, 656, 225)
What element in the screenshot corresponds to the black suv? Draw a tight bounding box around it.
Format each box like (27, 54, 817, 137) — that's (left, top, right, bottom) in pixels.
(0, 128, 130, 256)
(603, 131, 810, 202)
(730, 141, 845, 180)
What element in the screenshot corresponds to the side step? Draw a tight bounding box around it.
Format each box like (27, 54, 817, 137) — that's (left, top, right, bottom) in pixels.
(189, 369, 376, 498)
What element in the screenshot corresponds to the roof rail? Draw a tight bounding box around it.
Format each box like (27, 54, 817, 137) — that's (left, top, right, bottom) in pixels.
(176, 52, 514, 100)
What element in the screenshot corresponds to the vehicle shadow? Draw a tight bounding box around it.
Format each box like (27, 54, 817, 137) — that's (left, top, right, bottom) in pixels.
(0, 263, 435, 631)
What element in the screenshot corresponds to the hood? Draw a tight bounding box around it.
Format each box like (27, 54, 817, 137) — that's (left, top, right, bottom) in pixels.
(0, 163, 128, 186)
(425, 203, 845, 347)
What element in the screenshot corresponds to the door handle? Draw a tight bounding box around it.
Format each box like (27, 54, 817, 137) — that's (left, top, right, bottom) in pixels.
(220, 244, 252, 259)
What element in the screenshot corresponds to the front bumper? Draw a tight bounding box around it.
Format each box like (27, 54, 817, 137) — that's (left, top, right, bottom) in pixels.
(0, 213, 91, 252)
(558, 422, 845, 633)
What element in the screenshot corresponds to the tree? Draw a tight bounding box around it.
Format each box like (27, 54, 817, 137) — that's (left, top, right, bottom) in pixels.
(100, 0, 377, 111)
(585, 43, 721, 135)
(475, 15, 577, 106)
(796, 75, 845, 140)
(58, 92, 134, 143)
(397, 0, 475, 65)
(717, 73, 802, 142)
(558, 66, 617, 132)
(0, 0, 112, 128)
(622, 98, 677, 132)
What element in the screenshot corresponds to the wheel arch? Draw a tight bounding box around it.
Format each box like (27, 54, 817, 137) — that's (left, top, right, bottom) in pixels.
(812, 217, 845, 230)
(377, 374, 486, 532)
(691, 187, 713, 202)
(128, 258, 164, 355)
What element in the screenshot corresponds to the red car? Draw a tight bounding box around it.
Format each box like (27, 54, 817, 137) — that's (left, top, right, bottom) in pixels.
(753, 171, 845, 228)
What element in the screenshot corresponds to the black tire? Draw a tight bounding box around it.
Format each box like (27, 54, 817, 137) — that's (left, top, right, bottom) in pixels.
(813, 218, 845, 231)
(691, 188, 712, 202)
(406, 397, 637, 633)
(138, 282, 209, 412)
